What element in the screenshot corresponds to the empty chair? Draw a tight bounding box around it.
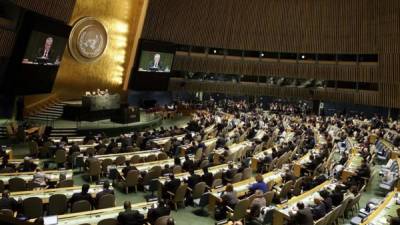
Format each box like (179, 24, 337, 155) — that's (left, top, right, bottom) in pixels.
(150, 166, 162, 176)
(157, 152, 168, 160)
(169, 183, 188, 210)
(120, 170, 140, 193)
(277, 180, 293, 201)
(264, 191, 275, 206)
(71, 200, 91, 213)
(55, 149, 67, 167)
(8, 177, 26, 192)
(22, 197, 43, 219)
(97, 194, 115, 209)
(101, 158, 113, 176)
(211, 178, 223, 189)
(189, 182, 207, 206)
(227, 198, 250, 221)
(86, 160, 101, 182)
(98, 218, 118, 225)
(232, 173, 242, 183)
(130, 155, 141, 164)
(146, 154, 157, 162)
(48, 194, 68, 215)
(241, 167, 252, 180)
(57, 179, 74, 188)
(114, 156, 126, 166)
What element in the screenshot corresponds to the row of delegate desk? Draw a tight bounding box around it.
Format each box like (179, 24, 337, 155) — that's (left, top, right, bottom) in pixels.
(273, 180, 339, 225)
(360, 190, 399, 225)
(0, 169, 73, 185)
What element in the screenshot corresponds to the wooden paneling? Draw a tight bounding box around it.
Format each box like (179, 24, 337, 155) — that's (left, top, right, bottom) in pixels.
(145, 0, 400, 108)
(173, 55, 379, 83)
(143, 0, 380, 53)
(14, 0, 76, 23)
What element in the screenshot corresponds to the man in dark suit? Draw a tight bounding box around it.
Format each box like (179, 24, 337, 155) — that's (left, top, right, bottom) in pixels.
(0, 190, 18, 212)
(147, 200, 171, 225)
(34, 37, 56, 64)
(95, 181, 115, 207)
(69, 184, 94, 208)
(186, 169, 201, 189)
(331, 186, 344, 206)
(117, 201, 145, 225)
(69, 142, 81, 156)
(289, 202, 313, 225)
(162, 174, 181, 199)
(18, 157, 37, 172)
(182, 155, 194, 172)
(201, 167, 214, 187)
(223, 163, 237, 184)
(311, 197, 326, 220)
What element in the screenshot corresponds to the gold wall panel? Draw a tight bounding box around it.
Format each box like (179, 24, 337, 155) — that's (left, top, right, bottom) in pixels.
(53, 0, 148, 99)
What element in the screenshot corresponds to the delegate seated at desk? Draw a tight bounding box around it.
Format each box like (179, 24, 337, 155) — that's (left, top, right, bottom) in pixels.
(0, 190, 18, 213)
(117, 201, 145, 225)
(69, 184, 95, 208)
(18, 157, 38, 172)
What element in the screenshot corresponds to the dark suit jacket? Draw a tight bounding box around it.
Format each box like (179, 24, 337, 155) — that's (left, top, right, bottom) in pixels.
(202, 172, 214, 187)
(147, 206, 171, 225)
(323, 197, 333, 212)
(182, 160, 194, 172)
(69, 145, 81, 155)
(331, 192, 344, 206)
(164, 178, 181, 194)
(0, 197, 18, 211)
(95, 189, 115, 206)
(294, 208, 314, 225)
(69, 192, 94, 207)
(223, 168, 237, 181)
(186, 174, 201, 189)
(35, 48, 55, 62)
(18, 162, 37, 172)
(311, 203, 326, 220)
(118, 209, 145, 225)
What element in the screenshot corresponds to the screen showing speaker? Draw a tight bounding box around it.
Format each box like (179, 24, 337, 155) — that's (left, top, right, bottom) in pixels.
(129, 40, 176, 91)
(2, 10, 71, 95)
(138, 51, 173, 73)
(21, 31, 67, 66)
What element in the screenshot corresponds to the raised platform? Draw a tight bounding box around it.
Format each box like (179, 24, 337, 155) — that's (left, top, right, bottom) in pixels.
(52, 112, 162, 136)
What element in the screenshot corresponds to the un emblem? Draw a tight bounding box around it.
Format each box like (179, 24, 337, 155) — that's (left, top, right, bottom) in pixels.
(69, 17, 108, 63)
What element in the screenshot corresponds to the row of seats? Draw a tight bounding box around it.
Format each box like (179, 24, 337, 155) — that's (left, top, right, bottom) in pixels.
(0, 178, 73, 192)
